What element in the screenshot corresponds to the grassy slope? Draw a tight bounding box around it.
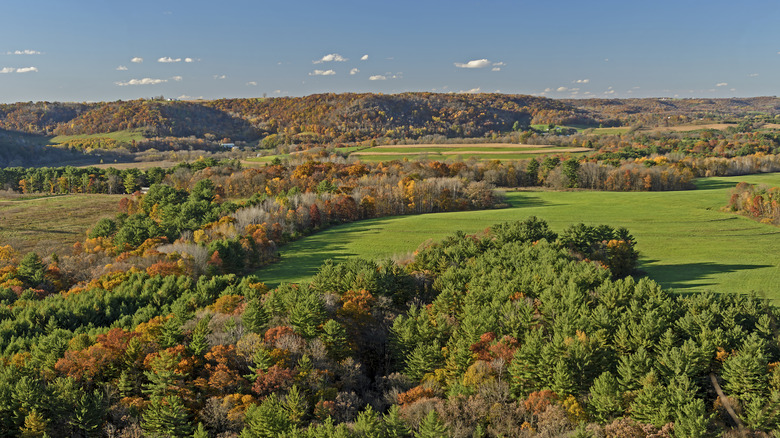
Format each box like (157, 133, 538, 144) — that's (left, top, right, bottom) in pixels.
(49, 129, 147, 145)
(0, 194, 121, 255)
(256, 173, 780, 297)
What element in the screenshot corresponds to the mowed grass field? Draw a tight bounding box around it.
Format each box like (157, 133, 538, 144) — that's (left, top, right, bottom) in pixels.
(256, 173, 780, 298)
(0, 194, 122, 255)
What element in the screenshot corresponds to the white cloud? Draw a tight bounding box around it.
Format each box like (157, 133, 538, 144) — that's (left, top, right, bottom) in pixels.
(15, 67, 37, 73)
(177, 94, 203, 100)
(185, 58, 194, 63)
(310, 69, 335, 76)
(716, 82, 728, 87)
(360, 54, 368, 61)
(491, 67, 501, 72)
(314, 53, 347, 64)
(7, 49, 41, 55)
(749, 73, 759, 77)
(246, 81, 258, 86)
(350, 68, 359, 75)
(556, 86, 568, 92)
(574, 79, 590, 84)
(604, 89, 615, 95)
(458, 88, 482, 94)
(274, 89, 281, 94)
(544, 88, 552, 92)
(213, 74, 226, 80)
(116, 65, 128, 71)
(369, 75, 386, 81)
(0, 67, 15, 74)
(115, 77, 167, 86)
(158, 57, 182, 63)
(454, 59, 491, 69)
(171, 76, 183, 81)
(492, 62, 505, 67)
(131, 57, 143, 63)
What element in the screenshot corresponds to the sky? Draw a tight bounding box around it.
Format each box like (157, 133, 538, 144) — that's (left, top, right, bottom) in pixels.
(1, 0, 780, 103)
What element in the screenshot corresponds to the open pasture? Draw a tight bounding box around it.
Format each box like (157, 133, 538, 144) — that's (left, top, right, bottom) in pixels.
(257, 173, 780, 298)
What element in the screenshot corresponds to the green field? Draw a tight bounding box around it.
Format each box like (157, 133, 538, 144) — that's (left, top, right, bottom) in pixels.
(256, 173, 780, 297)
(50, 129, 147, 145)
(0, 194, 122, 255)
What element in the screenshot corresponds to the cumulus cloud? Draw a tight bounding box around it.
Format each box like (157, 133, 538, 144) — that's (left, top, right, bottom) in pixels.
(454, 59, 491, 69)
(350, 68, 359, 75)
(0, 67, 38, 74)
(310, 69, 335, 76)
(574, 79, 590, 83)
(749, 73, 759, 77)
(361, 54, 368, 61)
(369, 75, 387, 81)
(158, 57, 181, 63)
(556, 86, 568, 92)
(544, 88, 552, 92)
(116, 65, 128, 71)
(7, 49, 41, 55)
(716, 82, 728, 87)
(492, 67, 501, 71)
(213, 74, 227, 80)
(458, 88, 482, 94)
(115, 77, 167, 86)
(131, 57, 143, 63)
(246, 81, 258, 86)
(314, 53, 347, 64)
(185, 58, 195, 63)
(171, 76, 182, 81)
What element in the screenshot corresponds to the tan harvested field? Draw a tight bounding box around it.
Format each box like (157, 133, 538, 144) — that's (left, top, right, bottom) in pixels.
(0, 194, 122, 255)
(649, 123, 737, 132)
(80, 160, 180, 170)
(351, 147, 590, 156)
(371, 143, 559, 149)
(761, 123, 780, 129)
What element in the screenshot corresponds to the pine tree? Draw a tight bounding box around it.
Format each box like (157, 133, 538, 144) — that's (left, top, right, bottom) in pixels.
(241, 393, 292, 438)
(589, 371, 623, 423)
(284, 385, 307, 427)
(353, 405, 382, 437)
(20, 409, 47, 438)
(117, 370, 135, 398)
(68, 390, 105, 437)
(629, 371, 671, 428)
(159, 317, 183, 349)
(550, 359, 575, 396)
(321, 319, 350, 360)
(383, 405, 411, 438)
(415, 410, 448, 438)
(405, 342, 443, 382)
(243, 298, 270, 334)
(193, 422, 209, 438)
(189, 315, 212, 357)
(141, 395, 193, 438)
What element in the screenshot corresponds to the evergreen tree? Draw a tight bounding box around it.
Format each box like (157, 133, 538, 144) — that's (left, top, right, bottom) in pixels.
(193, 422, 209, 438)
(242, 393, 292, 438)
(353, 405, 382, 437)
(141, 395, 193, 438)
(588, 371, 623, 423)
(243, 298, 270, 334)
(284, 385, 307, 427)
(189, 315, 212, 357)
(383, 405, 411, 438)
(68, 390, 105, 437)
(16, 252, 45, 288)
(405, 342, 443, 382)
(415, 410, 448, 438)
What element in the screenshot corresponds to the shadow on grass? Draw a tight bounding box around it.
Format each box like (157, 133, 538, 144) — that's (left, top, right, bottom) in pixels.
(503, 192, 552, 209)
(254, 220, 395, 287)
(641, 260, 773, 291)
(693, 179, 737, 191)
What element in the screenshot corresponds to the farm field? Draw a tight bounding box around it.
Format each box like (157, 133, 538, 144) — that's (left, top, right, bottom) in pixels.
(349, 143, 592, 161)
(0, 194, 122, 255)
(49, 129, 146, 146)
(257, 173, 780, 298)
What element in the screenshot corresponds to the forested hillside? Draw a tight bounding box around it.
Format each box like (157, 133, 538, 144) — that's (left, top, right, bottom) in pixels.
(0, 216, 776, 436)
(3, 95, 780, 148)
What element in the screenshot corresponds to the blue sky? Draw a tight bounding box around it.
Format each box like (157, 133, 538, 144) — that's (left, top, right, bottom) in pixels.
(1, 0, 779, 103)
